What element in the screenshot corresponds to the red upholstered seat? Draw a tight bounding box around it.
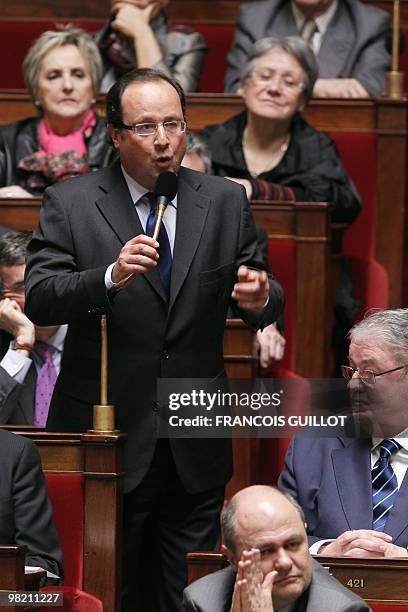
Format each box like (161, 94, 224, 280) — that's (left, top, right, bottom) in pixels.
(45, 474, 85, 589)
(0, 20, 103, 89)
(0, 19, 232, 92)
(39, 587, 103, 611)
(256, 368, 310, 485)
(371, 607, 408, 612)
(193, 23, 234, 92)
(347, 255, 389, 317)
(328, 132, 377, 259)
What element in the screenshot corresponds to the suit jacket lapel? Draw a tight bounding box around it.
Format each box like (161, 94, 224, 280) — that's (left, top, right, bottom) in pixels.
(270, 1, 298, 36)
(20, 366, 36, 424)
(332, 438, 373, 529)
(169, 171, 211, 311)
(317, 3, 355, 78)
(95, 162, 166, 302)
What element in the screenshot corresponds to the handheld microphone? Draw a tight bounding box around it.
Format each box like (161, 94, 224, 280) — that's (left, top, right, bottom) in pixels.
(151, 171, 178, 241)
(115, 171, 178, 288)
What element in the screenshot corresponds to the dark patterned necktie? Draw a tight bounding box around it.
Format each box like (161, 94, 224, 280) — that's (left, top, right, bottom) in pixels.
(144, 192, 172, 300)
(372, 438, 401, 531)
(34, 341, 57, 427)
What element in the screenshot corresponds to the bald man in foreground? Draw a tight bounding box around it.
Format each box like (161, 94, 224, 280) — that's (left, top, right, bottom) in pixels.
(183, 486, 369, 612)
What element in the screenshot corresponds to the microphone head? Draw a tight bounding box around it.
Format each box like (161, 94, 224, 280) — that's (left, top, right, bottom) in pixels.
(154, 171, 178, 201)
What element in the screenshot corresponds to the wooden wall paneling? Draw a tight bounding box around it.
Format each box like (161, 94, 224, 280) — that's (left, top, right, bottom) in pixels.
(0, 546, 26, 590)
(223, 320, 257, 498)
(252, 202, 334, 378)
(375, 98, 408, 307)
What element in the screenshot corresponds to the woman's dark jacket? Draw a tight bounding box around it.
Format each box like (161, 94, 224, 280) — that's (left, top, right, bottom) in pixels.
(0, 115, 115, 193)
(202, 111, 361, 224)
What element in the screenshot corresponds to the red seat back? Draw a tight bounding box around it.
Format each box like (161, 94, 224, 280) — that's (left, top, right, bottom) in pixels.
(257, 368, 310, 485)
(40, 587, 103, 612)
(0, 20, 103, 89)
(347, 255, 389, 318)
(0, 19, 233, 93)
(45, 474, 85, 589)
(193, 23, 234, 92)
(328, 132, 377, 259)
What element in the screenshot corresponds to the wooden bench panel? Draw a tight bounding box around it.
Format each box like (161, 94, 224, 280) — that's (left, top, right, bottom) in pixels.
(14, 431, 126, 612)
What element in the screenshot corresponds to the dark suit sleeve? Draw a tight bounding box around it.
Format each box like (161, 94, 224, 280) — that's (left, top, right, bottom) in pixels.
(281, 138, 361, 225)
(233, 185, 284, 330)
(224, 4, 255, 92)
(13, 439, 63, 583)
(0, 366, 25, 423)
(350, 11, 391, 96)
(25, 185, 112, 325)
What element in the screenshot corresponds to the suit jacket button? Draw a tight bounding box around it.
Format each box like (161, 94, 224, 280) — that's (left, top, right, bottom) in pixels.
(162, 350, 169, 360)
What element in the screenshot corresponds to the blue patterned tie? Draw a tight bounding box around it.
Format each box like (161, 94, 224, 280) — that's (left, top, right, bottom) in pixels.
(372, 438, 401, 531)
(145, 192, 172, 300)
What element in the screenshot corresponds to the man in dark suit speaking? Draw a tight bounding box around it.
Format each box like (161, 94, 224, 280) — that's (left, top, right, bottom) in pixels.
(24, 68, 284, 611)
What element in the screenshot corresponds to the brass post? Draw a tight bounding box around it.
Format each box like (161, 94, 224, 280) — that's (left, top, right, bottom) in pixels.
(92, 315, 118, 433)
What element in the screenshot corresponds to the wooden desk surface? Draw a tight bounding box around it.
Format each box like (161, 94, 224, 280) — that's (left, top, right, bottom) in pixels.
(317, 556, 408, 605)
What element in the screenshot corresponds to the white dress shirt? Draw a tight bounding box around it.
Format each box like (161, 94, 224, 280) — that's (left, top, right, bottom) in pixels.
(105, 165, 178, 289)
(310, 429, 408, 554)
(0, 325, 67, 384)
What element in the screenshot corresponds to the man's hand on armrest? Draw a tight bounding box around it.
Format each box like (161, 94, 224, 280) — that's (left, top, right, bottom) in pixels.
(313, 78, 369, 98)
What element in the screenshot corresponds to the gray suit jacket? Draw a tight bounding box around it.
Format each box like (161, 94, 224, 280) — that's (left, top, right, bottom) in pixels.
(25, 162, 284, 494)
(183, 560, 370, 611)
(0, 429, 63, 582)
(225, 0, 391, 96)
(278, 434, 408, 547)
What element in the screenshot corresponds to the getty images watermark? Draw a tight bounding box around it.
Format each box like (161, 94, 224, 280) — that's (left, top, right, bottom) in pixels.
(156, 378, 354, 438)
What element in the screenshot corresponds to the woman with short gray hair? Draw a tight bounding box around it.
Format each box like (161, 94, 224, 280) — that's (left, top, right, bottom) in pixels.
(0, 27, 114, 198)
(202, 36, 360, 223)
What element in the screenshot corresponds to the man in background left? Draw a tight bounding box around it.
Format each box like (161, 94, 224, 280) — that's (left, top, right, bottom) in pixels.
(0, 231, 66, 424)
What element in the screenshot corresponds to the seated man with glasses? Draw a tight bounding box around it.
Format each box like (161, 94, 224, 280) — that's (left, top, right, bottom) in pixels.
(279, 308, 408, 558)
(0, 231, 67, 425)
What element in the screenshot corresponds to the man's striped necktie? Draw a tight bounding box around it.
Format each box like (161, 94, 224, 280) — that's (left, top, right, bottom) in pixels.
(372, 438, 401, 531)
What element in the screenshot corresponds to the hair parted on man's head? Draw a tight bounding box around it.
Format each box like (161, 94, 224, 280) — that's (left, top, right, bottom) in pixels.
(23, 26, 102, 104)
(349, 308, 408, 364)
(0, 231, 33, 267)
(106, 68, 186, 131)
